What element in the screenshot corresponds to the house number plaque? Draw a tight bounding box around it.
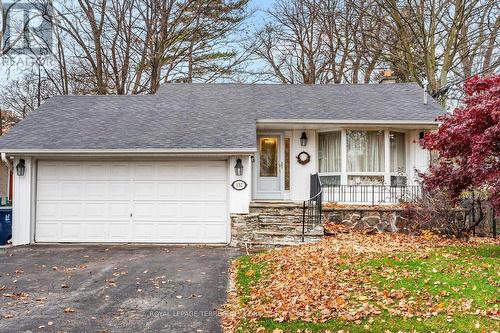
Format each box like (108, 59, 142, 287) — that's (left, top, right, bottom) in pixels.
(231, 180, 247, 191)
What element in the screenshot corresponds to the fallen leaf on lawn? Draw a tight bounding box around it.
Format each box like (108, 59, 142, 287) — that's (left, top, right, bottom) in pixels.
(244, 270, 255, 277)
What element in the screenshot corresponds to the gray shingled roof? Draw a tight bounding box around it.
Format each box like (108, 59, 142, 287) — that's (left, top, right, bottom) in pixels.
(0, 83, 443, 152)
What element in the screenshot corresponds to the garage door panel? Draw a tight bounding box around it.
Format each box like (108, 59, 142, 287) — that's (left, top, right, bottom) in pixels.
(181, 182, 204, 200)
(61, 182, 84, 199)
(36, 222, 59, 241)
(158, 182, 179, 199)
(133, 202, 156, 219)
(38, 162, 60, 179)
(133, 182, 157, 199)
(109, 164, 131, 180)
(181, 164, 203, 179)
(61, 163, 84, 178)
(60, 202, 84, 218)
(108, 202, 130, 219)
(158, 203, 180, 219)
(61, 223, 82, 239)
(84, 223, 109, 241)
(37, 181, 60, 199)
(37, 202, 59, 219)
(36, 160, 228, 243)
(133, 222, 156, 240)
(109, 222, 131, 241)
(203, 202, 228, 220)
(108, 182, 131, 200)
(156, 223, 180, 241)
(204, 223, 228, 239)
(85, 202, 107, 218)
(133, 164, 156, 180)
(157, 164, 180, 178)
(204, 164, 228, 180)
(85, 164, 109, 179)
(85, 182, 107, 199)
(202, 182, 227, 201)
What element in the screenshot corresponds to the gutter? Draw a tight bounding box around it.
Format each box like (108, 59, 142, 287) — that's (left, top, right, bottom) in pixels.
(0, 148, 257, 157)
(256, 119, 440, 125)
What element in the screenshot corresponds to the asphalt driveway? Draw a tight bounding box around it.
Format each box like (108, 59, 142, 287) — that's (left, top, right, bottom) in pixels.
(0, 245, 243, 333)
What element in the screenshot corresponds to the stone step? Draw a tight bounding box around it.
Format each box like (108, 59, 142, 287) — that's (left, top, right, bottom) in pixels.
(258, 222, 305, 232)
(250, 201, 302, 208)
(258, 215, 303, 224)
(252, 230, 323, 244)
(244, 241, 304, 249)
(249, 201, 304, 216)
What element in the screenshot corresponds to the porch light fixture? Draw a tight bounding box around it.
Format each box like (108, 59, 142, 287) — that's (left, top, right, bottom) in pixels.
(300, 132, 308, 147)
(234, 158, 243, 176)
(16, 159, 25, 176)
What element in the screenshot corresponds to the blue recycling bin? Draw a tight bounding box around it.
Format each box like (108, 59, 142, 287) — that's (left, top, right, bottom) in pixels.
(0, 206, 12, 245)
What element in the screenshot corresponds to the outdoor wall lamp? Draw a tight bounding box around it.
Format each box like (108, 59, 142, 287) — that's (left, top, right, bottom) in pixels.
(234, 158, 243, 176)
(16, 159, 25, 176)
(300, 131, 308, 147)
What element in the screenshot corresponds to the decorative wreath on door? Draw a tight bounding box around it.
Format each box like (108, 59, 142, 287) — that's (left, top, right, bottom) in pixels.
(296, 151, 311, 165)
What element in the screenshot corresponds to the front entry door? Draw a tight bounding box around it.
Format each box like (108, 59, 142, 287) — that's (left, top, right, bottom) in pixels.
(255, 135, 283, 199)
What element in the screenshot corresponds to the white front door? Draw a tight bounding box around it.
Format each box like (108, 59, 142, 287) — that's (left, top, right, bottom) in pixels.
(35, 160, 228, 243)
(255, 134, 283, 199)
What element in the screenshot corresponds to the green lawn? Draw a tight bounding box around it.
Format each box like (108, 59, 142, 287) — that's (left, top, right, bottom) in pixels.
(232, 244, 499, 333)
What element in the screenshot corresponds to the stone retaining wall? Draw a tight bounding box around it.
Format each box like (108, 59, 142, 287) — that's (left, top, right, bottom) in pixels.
(230, 202, 322, 247)
(323, 206, 413, 234)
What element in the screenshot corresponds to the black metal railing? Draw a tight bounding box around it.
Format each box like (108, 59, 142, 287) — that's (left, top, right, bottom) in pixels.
(302, 173, 323, 241)
(322, 184, 422, 205)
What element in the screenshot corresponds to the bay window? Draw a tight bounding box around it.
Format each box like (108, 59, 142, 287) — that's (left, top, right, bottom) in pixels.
(318, 129, 407, 186)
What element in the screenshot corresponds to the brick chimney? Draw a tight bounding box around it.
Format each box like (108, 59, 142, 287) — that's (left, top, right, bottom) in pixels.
(379, 68, 397, 84)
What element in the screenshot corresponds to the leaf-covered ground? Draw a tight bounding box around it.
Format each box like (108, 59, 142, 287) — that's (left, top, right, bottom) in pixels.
(222, 233, 499, 333)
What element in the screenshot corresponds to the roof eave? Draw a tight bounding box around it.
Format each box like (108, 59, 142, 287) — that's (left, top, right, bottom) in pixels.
(256, 119, 440, 125)
(0, 148, 257, 157)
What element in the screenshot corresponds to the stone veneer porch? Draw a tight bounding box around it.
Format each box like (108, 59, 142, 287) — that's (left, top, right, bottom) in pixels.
(230, 201, 410, 247)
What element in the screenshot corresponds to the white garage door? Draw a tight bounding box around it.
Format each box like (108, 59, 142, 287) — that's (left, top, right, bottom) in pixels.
(35, 160, 228, 243)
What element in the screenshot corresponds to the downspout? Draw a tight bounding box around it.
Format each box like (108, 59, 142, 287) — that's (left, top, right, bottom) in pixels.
(1, 153, 12, 172)
(1, 153, 13, 204)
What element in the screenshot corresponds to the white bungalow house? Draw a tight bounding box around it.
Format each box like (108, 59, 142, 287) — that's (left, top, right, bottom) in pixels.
(0, 82, 442, 246)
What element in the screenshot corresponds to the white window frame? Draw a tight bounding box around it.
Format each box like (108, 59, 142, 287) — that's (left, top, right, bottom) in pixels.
(316, 129, 342, 185)
(317, 128, 409, 186)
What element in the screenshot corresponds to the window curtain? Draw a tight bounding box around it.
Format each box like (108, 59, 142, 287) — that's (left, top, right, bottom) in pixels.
(318, 131, 341, 172)
(390, 132, 406, 172)
(347, 130, 385, 172)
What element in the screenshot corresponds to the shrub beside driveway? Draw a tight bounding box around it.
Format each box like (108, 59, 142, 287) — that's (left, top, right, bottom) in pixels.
(222, 233, 499, 333)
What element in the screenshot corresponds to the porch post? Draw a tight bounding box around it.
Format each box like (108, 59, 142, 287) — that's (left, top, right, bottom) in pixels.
(340, 129, 347, 185)
(384, 129, 391, 185)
